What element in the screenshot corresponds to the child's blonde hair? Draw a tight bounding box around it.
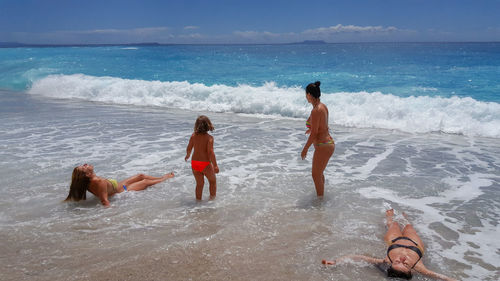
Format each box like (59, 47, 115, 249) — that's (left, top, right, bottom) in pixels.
(194, 115, 214, 134)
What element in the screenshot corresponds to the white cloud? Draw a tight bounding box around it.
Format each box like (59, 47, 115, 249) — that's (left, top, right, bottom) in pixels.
(184, 26, 199, 30)
(179, 33, 203, 39)
(80, 27, 170, 35)
(303, 24, 399, 35)
(229, 25, 409, 43)
(233, 30, 280, 39)
(16, 27, 174, 44)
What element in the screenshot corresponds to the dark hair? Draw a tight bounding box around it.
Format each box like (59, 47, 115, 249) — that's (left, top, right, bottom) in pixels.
(65, 167, 90, 202)
(306, 81, 321, 98)
(387, 266, 412, 280)
(194, 115, 214, 134)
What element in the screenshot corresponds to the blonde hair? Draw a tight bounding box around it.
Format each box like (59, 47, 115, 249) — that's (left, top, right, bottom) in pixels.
(194, 115, 214, 134)
(65, 167, 90, 201)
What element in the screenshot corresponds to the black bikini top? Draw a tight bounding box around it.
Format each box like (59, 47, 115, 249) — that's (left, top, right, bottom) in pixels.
(387, 237, 423, 268)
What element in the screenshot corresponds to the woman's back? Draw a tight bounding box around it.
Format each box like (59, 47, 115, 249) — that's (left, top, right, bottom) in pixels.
(315, 103, 331, 142)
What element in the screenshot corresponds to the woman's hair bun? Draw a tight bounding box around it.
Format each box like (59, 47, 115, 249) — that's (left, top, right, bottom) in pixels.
(306, 81, 322, 98)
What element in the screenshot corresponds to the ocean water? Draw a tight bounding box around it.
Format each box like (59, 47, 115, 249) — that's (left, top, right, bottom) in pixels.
(0, 43, 499, 280)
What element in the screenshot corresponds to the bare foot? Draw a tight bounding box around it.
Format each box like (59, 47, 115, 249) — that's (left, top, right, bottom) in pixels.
(322, 259, 336, 265)
(163, 172, 174, 179)
(402, 211, 409, 220)
(386, 209, 395, 227)
(386, 209, 394, 218)
(401, 211, 412, 226)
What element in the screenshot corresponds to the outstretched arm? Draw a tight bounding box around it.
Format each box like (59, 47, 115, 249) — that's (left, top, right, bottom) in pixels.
(185, 135, 194, 161)
(414, 263, 458, 281)
(322, 255, 384, 266)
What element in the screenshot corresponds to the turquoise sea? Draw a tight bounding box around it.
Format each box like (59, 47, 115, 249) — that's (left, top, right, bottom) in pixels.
(2, 43, 500, 137)
(0, 43, 499, 280)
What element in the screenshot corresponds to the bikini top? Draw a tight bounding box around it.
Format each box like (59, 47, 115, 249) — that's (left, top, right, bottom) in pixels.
(306, 106, 329, 130)
(387, 237, 423, 269)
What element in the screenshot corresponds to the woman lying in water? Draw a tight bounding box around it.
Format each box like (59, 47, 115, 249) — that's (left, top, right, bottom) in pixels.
(322, 209, 457, 281)
(65, 163, 174, 206)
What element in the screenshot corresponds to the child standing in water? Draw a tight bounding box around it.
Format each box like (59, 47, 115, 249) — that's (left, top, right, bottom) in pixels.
(185, 115, 219, 200)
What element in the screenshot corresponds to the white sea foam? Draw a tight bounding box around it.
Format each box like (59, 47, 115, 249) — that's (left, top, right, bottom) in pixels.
(28, 74, 500, 138)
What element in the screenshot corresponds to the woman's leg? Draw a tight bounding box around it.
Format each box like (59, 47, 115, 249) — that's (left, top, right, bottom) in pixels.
(193, 169, 205, 200)
(123, 173, 174, 191)
(384, 209, 403, 244)
(118, 173, 172, 188)
(401, 212, 425, 250)
(203, 164, 217, 199)
(311, 143, 335, 196)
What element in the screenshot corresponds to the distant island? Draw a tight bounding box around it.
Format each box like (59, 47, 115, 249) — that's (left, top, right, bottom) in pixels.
(1, 41, 330, 48)
(0, 42, 161, 48)
(288, 40, 327, 45)
(0, 42, 26, 47)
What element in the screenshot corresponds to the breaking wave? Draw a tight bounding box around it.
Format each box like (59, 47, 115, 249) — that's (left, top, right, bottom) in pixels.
(29, 74, 500, 138)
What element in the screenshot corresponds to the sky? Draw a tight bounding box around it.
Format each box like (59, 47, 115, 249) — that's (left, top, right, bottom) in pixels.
(1, 0, 499, 44)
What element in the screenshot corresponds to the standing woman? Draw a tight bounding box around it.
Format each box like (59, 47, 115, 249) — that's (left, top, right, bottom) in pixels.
(301, 81, 335, 196)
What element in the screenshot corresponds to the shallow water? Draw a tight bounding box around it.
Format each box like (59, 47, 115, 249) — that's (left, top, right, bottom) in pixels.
(0, 90, 499, 280)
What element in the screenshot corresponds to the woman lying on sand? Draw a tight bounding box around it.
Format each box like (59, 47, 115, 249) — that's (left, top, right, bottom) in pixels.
(65, 163, 174, 206)
(322, 209, 457, 281)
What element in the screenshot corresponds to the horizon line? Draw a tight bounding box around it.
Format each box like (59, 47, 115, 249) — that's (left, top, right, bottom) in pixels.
(2, 40, 500, 48)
